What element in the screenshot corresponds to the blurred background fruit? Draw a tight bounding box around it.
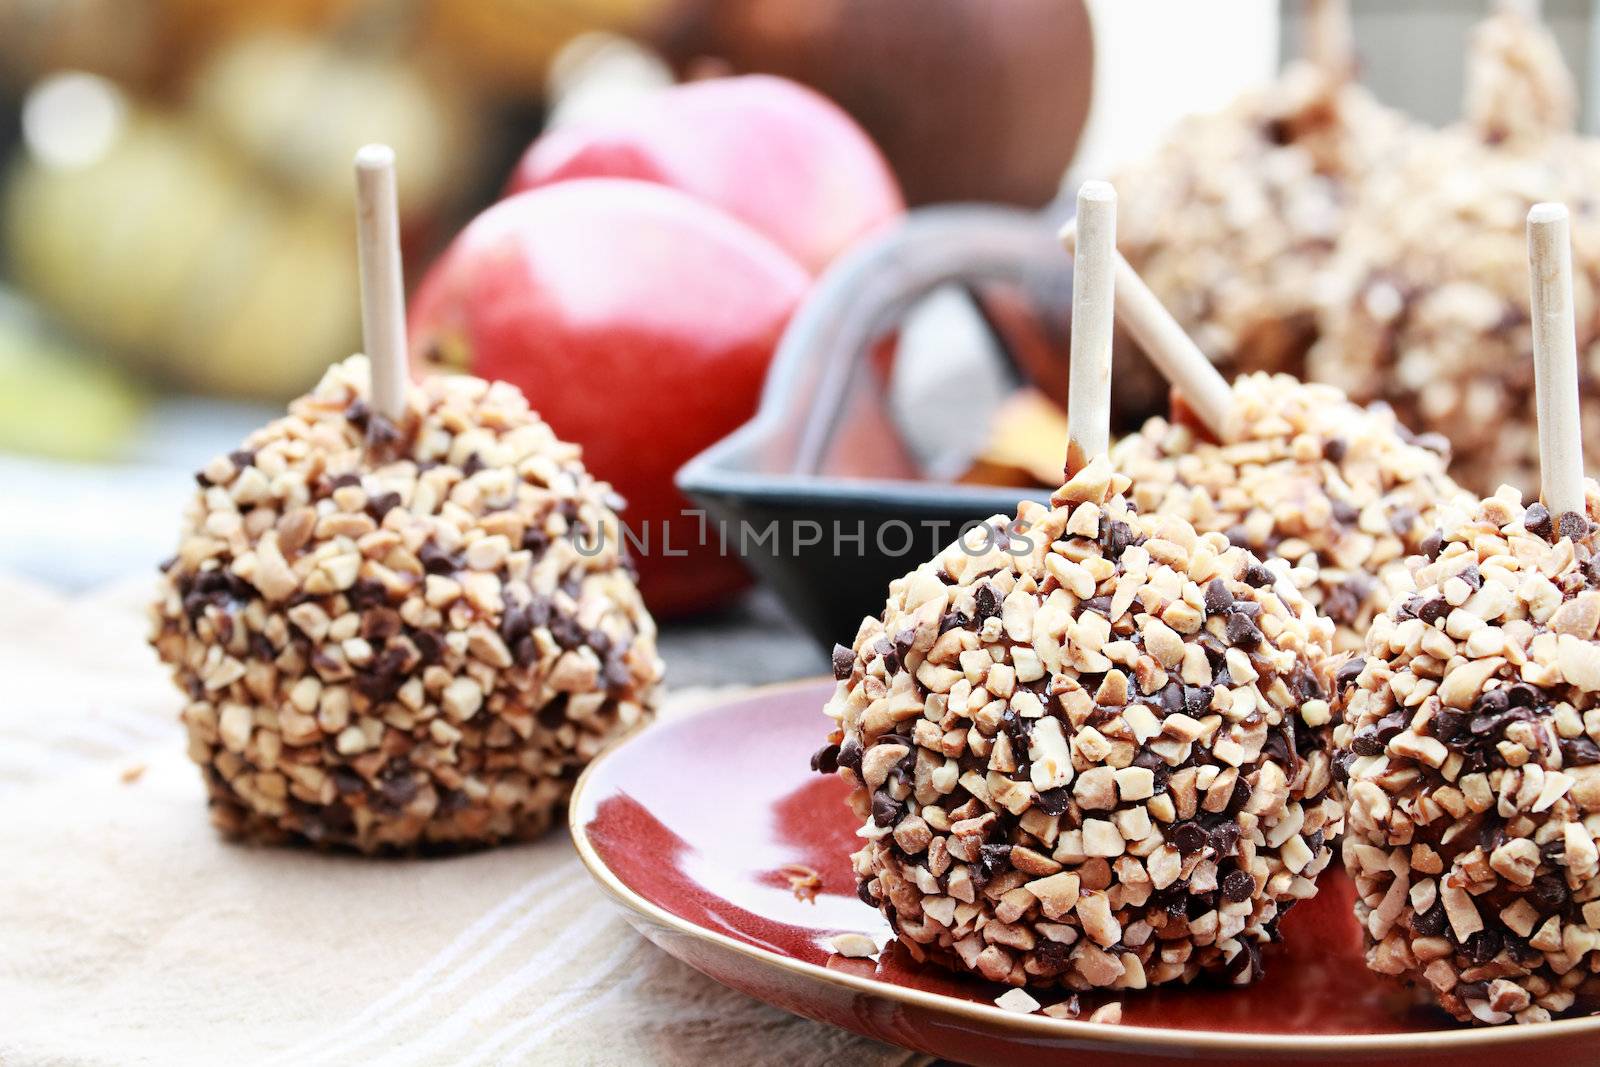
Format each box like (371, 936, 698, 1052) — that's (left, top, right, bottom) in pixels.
(416, 0, 673, 98)
(509, 74, 904, 273)
(655, 0, 1094, 206)
(408, 178, 811, 616)
(3, 76, 360, 399)
(190, 32, 474, 225)
(0, 286, 143, 462)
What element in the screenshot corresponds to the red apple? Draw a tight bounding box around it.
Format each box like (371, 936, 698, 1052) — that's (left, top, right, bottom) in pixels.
(408, 178, 810, 617)
(507, 74, 903, 275)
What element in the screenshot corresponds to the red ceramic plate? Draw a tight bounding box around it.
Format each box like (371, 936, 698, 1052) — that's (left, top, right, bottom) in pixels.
(569, 680, 1600, 1065)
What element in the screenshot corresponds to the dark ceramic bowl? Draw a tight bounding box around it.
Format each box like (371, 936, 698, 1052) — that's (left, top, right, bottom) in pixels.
(676, 204, 1162, 650)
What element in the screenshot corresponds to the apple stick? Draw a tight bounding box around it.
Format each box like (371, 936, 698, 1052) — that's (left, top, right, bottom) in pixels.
(1064, 180, 1117, 475)
(1058, 225, 1232, 439)
(1306, 0, 1354, 81)
(354, 144, 408, 424)
(1528, 201, 1586, 519)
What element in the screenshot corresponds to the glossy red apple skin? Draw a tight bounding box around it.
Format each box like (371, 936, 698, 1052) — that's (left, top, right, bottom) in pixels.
(408, 178, 810, 617)
(507, 74, 904, 275)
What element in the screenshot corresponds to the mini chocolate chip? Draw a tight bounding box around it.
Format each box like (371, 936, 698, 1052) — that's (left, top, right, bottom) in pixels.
(366, 491, 402, 522)
(1322, 437, 1347, 463)
(871, 791, 904, 827)
(1431, 710, 1466, 743)
(600, 649, 631, 691)
(1559, 511, 1590, 542)
(1562, 736, 1600, 765)
(1532, 874, 1568, 909)
(331, 767, 365, 794)
(1221, 869, 1255, 902)
(1262, 729, 1291, 767)
(1421, 529, 1444, 560)
(832, 644, 854, 681)
(810, 744, 840, 774)
(1242, 561, 1275, 588)
(1210, 822, 1241, 857)
(1172, 822, 1208, 855)
(1506, 682, 1540, 708)
(462, 453, 486, 478)
(509, 635, 536, 668)
(1035, 786, 1071, 816)
(1351, 729, 1384, 757)
(837, 737, 864, 773)
(1524, 502, 1553, 540)
(1410, 905, 1446, 936)
(1463, 929, 1502, 966)
(1322, 583, 1361, 626)
(1227, 776, 1253, 812)
(1033, 939, 1072, 972)
(522, 527, 551, 555)
(1203, 579, 1233, 616)
(1081, 595, 1113, 616)
(856, 880, 878, 907)
(1100, 520, 1135, 557)
(418, 542, 460, 575)
(1000, 708, 1033, 742)
(347, 578, 389, 611)
(1458, 565, 1482, 591)
(379, 772, 418, 810)
(1474, 688, 1510, 719)
(228, 448, 256, 470)
(1417, 597, 1448, 625)
(550, 613, 585, 650)
(975, 583, 1000, 620)
(330, 472, 362, 490)
(1225, 613, 1262, 648)
(412, 629, 444, 665)
(344, 398, 371, 430)
(1334, 656, 1366, 691)
(939, 611, 972, 634)
(1330, 498, 1359, 525)
(1374, 711, 1408, 741)
(1177, 684, 1209, 716)
(979, 843, 1012, 877)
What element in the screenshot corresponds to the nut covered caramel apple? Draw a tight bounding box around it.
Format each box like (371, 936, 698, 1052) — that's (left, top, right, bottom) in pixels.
(150, 356, 663, 851)
(1114, 61, 1412, 380)
(1335, 485, 1600, 1025)
(1114, 373, 1465, 656)
(1309, 4, 1600, 498)
(817, 456, 1343, 990)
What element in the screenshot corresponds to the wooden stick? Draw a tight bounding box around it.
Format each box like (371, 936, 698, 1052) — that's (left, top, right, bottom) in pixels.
(1527, 201, 1586, 518)
(1064, 180, 1116, 475)
(1306, 0, 1354, 80)
(354, 144, 408, 423)
(1060, 221, 1232, 439)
